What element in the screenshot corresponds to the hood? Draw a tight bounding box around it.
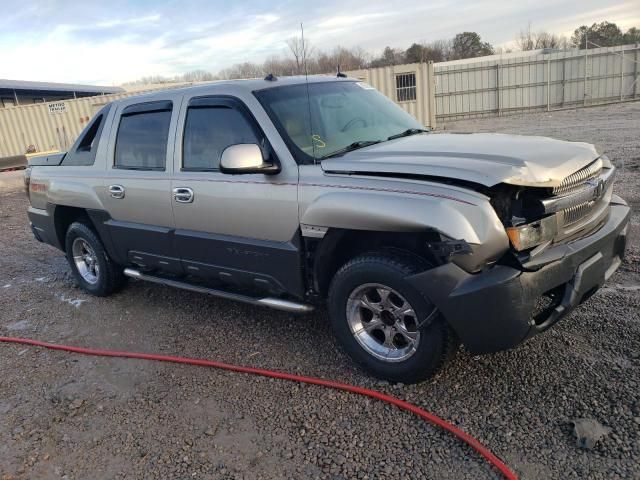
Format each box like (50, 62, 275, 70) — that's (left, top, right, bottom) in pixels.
(320, 133, 600, 188)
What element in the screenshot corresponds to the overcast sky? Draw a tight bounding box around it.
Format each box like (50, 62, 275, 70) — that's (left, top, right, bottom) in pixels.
(1, 0, 638, 85)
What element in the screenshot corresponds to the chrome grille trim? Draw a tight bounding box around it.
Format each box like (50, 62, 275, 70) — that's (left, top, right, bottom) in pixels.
(542, 167, 615, 214)
(552, 158, 603, 196)
(561, 200, 597, 226)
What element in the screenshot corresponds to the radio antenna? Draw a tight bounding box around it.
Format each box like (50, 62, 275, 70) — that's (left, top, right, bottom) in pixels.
(301, 22, 317, 161)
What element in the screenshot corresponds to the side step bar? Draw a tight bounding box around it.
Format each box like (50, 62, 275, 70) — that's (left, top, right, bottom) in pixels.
(123, 268, 314, 314)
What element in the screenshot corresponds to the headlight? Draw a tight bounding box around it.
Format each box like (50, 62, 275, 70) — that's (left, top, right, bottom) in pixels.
(505, 215, 557, 251)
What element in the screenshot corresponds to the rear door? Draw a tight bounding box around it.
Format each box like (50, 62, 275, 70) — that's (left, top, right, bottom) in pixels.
(99, 96, 182, 273)
(170, 94, 302, 296)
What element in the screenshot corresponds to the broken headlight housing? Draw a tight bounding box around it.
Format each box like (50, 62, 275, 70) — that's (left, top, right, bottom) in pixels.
(505, 215, 557, 251)
(489, 184, 558, 252)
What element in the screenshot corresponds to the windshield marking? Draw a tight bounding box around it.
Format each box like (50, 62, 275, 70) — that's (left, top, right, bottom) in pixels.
(254, 81, 424, 164)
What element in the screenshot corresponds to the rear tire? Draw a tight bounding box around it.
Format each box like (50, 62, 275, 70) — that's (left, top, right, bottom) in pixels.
(328, 250, 458, 383)
(65, 222, 126, 297)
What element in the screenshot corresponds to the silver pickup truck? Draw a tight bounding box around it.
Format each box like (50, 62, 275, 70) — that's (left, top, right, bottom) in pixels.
(25, 76, 630, 383)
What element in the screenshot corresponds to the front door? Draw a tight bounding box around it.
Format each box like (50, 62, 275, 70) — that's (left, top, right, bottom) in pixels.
(99, 97, 182, 273)
(171, 95, 302, 296)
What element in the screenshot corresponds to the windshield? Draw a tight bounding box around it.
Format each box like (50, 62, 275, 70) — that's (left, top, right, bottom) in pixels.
(254, 81, 425, 164)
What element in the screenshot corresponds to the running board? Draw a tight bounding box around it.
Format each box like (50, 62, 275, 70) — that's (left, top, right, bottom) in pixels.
(123, 268, 314, 314)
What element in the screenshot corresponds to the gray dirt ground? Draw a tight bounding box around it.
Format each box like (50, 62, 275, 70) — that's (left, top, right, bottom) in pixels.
(1, 101, 639, 480)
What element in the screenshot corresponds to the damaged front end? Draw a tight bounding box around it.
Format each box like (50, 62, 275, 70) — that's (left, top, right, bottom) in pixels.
(488, 156, 616, 266)
(406, 156, 630, 354)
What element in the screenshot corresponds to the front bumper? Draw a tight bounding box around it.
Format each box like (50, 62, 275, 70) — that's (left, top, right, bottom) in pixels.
(407, 195, 630, 354)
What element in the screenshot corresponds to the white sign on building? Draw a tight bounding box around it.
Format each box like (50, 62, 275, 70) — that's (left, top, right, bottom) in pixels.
(47, 102, 67, 114)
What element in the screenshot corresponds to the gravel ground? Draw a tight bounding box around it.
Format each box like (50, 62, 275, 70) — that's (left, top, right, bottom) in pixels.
(1, 101, 639, 480)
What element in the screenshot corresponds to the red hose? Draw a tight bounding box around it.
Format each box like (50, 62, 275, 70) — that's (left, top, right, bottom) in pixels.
(0, 336, 518, 479)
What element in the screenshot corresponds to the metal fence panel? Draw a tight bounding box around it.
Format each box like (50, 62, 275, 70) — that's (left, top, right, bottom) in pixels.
(434, 44, 640, 122)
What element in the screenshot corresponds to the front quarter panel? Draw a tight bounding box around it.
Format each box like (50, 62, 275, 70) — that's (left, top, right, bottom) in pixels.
(298, 165, 510, 270)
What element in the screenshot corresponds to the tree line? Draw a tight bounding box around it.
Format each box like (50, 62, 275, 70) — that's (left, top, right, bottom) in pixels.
(124, 20, 640, 85)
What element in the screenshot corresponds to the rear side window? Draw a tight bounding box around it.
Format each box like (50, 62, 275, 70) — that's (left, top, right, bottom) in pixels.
(183, 106, 260, 171)
(115, 102, 172, 170)
(77, 115, 103, 152)
(62, 104, 111, 166)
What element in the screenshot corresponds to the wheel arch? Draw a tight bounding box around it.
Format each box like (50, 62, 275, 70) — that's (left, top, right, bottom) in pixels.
(53, 205, 94, 252)
(52, 205, 119, 262)
(311, 228, 441, 297)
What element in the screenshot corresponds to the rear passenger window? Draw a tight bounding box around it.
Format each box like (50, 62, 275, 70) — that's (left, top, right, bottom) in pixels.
(62, 104, 111, 166)
(183, 106, 259, 171)
(115, 102, 172, 170)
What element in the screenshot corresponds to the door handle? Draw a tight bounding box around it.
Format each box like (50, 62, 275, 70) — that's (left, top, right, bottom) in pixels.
(108, 184, 125, 199)
(173, 187, 194, 203)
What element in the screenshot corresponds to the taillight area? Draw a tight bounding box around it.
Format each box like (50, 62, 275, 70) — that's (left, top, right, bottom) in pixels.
(23, 166, 32, 199)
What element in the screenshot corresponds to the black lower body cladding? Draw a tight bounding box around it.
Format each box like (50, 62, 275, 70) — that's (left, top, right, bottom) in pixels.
(407, 196, 631, 355)
(28, 204, 59, 248)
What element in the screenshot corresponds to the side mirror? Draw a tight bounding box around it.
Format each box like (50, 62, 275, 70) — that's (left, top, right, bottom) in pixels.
(220, 144, 280, 174)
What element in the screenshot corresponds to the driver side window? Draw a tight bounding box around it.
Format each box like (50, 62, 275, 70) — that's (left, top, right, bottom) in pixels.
(183, 106, 260, 171)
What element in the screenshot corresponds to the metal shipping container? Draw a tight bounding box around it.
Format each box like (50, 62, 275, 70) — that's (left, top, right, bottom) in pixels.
(0, 86, 187, 158)
(345, 62, 437, 128)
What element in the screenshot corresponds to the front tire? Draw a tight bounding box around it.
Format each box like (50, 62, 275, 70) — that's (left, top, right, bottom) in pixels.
(328, 250, 458, 383)
(65, 222, 126, 297)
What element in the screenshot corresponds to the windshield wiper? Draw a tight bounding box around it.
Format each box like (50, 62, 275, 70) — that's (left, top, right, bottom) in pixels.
(387, 128, 429, 141)
(320, 140, 382, 159)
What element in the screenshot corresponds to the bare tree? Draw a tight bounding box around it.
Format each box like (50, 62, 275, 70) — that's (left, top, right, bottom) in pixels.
(534, 31, 564, 49)
(516, 22, 536, 51)
(335, 46, 368, 71)
(218, 62, 263, 80)
(263, 55, 298, 76)
(430, 39, 453, 61)
(286, 36, 314, 74)
(517, 23, 565, 51)
(182, 70, 217, 82)
(316, 46, 369, 73)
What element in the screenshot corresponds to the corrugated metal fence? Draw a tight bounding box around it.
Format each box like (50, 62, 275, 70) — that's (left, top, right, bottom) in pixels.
(0, 91, 138, 158)
(345, 62, 437, 128)
(434, 44, 640, 122)
(0, 85, 191, 158)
